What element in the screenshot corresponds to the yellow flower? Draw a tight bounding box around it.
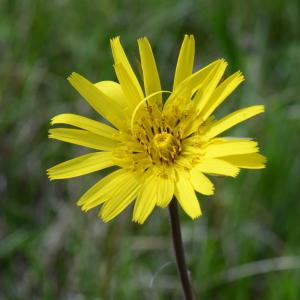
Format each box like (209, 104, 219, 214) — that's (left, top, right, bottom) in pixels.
(48, 35, 266, 224)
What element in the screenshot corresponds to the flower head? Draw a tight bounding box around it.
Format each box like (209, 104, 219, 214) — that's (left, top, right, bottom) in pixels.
(48, 35, 266, 224)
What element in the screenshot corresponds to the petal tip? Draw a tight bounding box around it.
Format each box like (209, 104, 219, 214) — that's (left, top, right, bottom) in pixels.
(191, 211, 202, 220)
(132, 216, 145, 225)
(67, 72, 77, 81)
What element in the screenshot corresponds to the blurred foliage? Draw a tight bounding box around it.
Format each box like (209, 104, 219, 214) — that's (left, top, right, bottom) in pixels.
(1, 0, 300, 299)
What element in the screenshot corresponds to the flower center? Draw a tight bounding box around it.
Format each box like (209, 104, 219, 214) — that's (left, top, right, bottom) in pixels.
(152, 132, 180, 162)
(153, 132, 173, 148)
(131, 103, 184, 166)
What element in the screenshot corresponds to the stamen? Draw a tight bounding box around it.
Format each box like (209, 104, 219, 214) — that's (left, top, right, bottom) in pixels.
(130, 93, 205, 167)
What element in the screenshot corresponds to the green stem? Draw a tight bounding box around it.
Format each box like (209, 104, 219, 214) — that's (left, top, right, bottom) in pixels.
(168, 199, 195, 300)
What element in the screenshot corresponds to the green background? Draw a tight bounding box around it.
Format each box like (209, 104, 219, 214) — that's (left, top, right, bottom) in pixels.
(1, 0, 300, 299)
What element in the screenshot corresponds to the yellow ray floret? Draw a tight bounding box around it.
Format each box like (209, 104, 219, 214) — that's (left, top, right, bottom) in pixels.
(190, 168, 214, 195)
(199, 71, 245, 121)
(133, 174, 159, 224)
(174, 169, 202, 219)
(99, 174, 140, 222)
(49, 128, 119, 151)
(219, 153, 267, 169)
(193, 59, 228, 113)
(156, 178, 174, 208)
(175, 59, 223, 98)
(48, 35, 266, 224)
(173, 34, 195, 89)
(68, 72, 125, 129)
(195, 158, 240, 177)
(164, 59, 223, 113)
(51, 113, 119, 139)
(205, 105, 265, 139)
(94, 81, 128, 110)
(47, 152, 114, 180)
(113, 63, 142, 112)
(205, 139, 259, 158)
(138, 37, 162, 107)
(110, 37, 144, 99)
(78, 169, 127, 210)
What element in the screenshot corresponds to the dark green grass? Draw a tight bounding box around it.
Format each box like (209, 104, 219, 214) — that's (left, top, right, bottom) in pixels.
(1, 0, 300, 299)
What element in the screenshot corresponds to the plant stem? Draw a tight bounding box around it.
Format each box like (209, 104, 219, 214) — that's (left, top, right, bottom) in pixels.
(168, 199, 195, 300)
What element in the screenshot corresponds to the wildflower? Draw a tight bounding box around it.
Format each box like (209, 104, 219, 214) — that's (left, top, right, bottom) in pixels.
(48, 35, 266, 224)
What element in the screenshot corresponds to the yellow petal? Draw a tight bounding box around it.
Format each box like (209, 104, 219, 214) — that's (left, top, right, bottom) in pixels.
(114, 63, 142, 112)
(51, 114, 119, 139)
(78, 169, 128, 211)
(156, 178, 174, 208)
(190, 169, 214, 195)
(196, 158, 240, 177)
(110, 37, 144, 99)
(47, 152, 113, 180)
(174, 169, 202, 219)
(94, 80, 127, 109)
(164, 59, 222, 112)
(193, 59, 228, 113)
(200, 71, 245, 121)
(132, 174, 158, 224)
(174, 59, 224, 98)
(99, 174, 140, 222)
(205, 105, 265, 139)
(205, 139, 259, 158)
(49, 128, 118, 151)
(81, 169, 139, 211)
(220, 153, 267, 169)
(173, 35, 195, 89)
(67, 72, 124, 129)
(138, 37, 162, 107)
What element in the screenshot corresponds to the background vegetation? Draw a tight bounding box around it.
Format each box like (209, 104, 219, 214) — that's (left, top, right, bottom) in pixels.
(1, 0, 300, 299)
